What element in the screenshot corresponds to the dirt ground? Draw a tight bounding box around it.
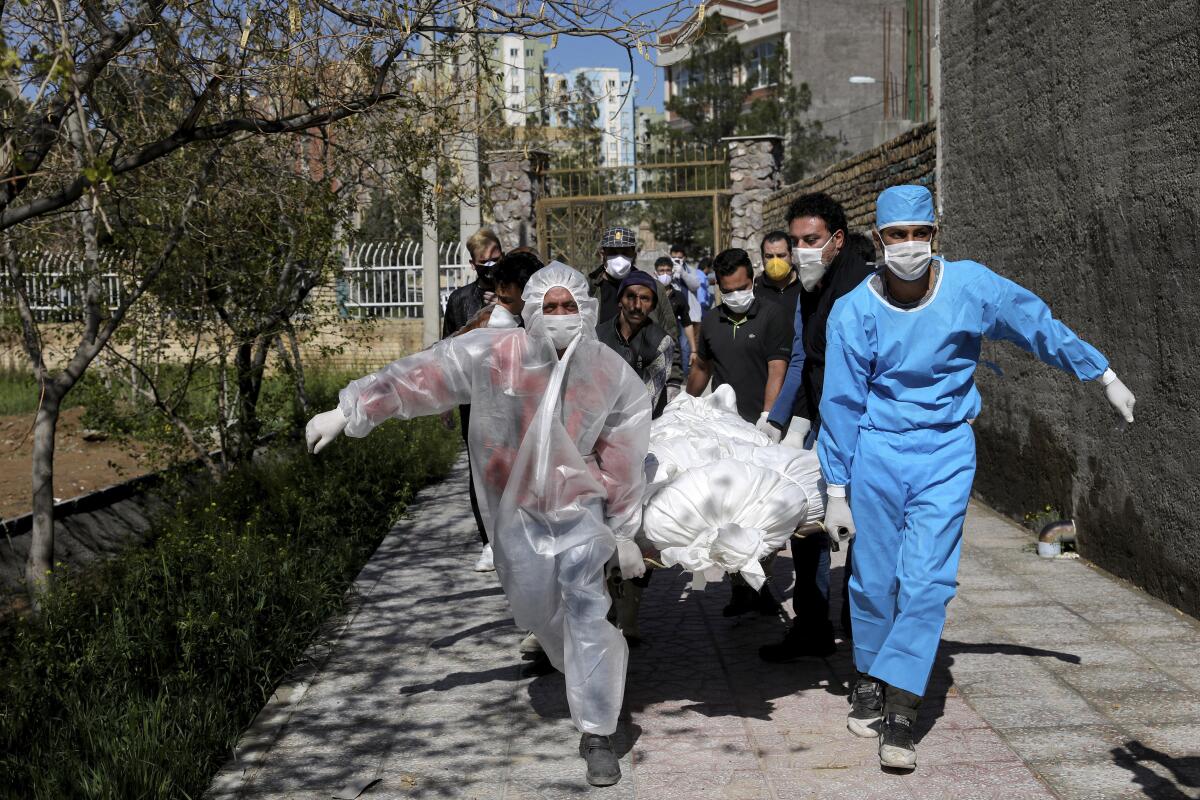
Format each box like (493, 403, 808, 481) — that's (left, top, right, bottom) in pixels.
(0, 407, 150, 520)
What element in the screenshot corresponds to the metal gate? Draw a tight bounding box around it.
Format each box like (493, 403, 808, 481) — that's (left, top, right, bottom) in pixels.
(535, 143, 732, 269)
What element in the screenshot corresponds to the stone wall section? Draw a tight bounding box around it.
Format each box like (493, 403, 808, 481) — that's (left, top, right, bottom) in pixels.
(484, 149, 549, 251)
(725, 135, 783, 258)
(761, 122, 936, 234)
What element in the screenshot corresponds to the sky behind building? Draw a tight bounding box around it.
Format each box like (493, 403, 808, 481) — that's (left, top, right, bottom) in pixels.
(547, 34, 662, 111)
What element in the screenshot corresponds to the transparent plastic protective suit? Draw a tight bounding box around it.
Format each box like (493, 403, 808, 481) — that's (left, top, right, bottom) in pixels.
(641, 386, 825, 589)
(336, 263, 651, 735)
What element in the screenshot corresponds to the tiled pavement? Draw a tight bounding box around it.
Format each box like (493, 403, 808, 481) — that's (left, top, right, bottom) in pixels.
(208, 455, 1200, 799)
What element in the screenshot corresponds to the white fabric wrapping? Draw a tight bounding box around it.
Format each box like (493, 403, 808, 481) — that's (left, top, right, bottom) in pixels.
(641, 386, 825, 589)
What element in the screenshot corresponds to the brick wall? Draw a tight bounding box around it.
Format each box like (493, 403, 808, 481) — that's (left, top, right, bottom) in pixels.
(761, 122, 937, 235)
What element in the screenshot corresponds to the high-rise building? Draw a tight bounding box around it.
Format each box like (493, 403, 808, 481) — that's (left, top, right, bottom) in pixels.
(544, 67, 639, 166)
(493, 34, 550, 126)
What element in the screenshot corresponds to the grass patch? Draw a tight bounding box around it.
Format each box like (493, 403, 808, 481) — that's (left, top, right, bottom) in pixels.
(0, 368, 83, 416)
(0, 409, 460, 799)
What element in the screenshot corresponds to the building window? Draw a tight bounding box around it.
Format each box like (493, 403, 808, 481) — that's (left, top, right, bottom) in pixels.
(747, 41, 780, 89)
(509, 48, 519, 57)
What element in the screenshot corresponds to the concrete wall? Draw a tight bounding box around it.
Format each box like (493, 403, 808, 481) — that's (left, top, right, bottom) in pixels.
(940, 1, 1200, 617)
(782, 0, 911, 152)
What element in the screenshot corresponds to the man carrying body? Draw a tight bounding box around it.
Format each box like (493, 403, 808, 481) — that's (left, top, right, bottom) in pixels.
(687, 248, 791, 423)
(821, 185, 1136, 770)
(442, 229, 504, 571)
(306, 264, 652, 786)
(757, 194, 875, 662)
(687, 247, 792, 617)
(597, 269, 675, 646)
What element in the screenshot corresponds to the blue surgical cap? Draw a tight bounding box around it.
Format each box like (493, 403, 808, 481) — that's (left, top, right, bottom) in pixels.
(875, 185, 936, 230)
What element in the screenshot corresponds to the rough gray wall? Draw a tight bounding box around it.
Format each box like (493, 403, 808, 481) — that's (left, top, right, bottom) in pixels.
(940, 0, 1200, 617)
(783, 0, 908, 151)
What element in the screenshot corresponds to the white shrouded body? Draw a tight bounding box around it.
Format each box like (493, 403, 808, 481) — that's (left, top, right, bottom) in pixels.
(641, 386, 826, 589)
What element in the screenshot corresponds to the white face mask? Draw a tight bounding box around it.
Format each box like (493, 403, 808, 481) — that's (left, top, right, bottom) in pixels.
(792, 236, 836, 292)
(881, 238, 933, 281)
(487, 305, 519, 329)
(655, 273, 673, 286)
(722, 288, 754, 313)
(541, 313, 582, 350)
(605, 255, 632, 279)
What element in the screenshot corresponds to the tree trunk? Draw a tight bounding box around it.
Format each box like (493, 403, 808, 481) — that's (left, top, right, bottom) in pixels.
(231, 339, 263, 463)
(25, 389, 62, 605)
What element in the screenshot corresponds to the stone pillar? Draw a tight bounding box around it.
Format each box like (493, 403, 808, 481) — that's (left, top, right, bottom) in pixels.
(722, 134, 784, 262)
(484, 149, 549, 251)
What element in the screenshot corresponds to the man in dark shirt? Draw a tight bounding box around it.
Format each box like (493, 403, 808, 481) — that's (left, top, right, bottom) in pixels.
(441, 228, 503, 572)
(442, 229, 503, 338)
(687, 247, 792, 618)
(753, 230, 802, 326)
(687, 248, 791, 424)
(759, 192, 876, 663)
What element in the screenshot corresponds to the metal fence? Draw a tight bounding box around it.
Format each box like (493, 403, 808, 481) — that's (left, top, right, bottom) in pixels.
(339, 241, 473, 319)
(1, 243, 476, 322)
(0, 251, 125, 322)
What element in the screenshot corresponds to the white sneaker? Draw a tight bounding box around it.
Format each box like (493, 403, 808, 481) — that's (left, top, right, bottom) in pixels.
(518, 632, 543, 654)
(473, 544, 495, 572)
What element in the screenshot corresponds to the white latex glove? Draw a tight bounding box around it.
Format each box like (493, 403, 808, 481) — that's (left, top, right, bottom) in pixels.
(780, 416, 812, 448)
(306, 408, 348, 454)
(614, 539, 646, 579)
(1101, 369, 1135, 423)
(824, 489, 856, 544)
(756, 412, 782, 444)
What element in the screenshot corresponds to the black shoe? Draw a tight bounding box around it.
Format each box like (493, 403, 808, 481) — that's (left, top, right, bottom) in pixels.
(753, 584, 783, 616)
(521, 651, 555, 677)
(847, 674, 883, 737)
(579, 733, 621, 786)
(723, 584, 757, 617)
(758, 625, 836, 662)
(878, 712, 917, 770)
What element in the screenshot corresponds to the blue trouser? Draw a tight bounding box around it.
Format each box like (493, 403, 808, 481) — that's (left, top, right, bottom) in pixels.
(678, 322, 692, 380)
(848, 423, 976, 696)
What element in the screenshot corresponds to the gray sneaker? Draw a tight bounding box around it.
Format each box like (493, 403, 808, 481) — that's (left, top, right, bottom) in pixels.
(579, 733, 621, 786)
(847, 675, 884, 737)
(878, 713, 917, 770)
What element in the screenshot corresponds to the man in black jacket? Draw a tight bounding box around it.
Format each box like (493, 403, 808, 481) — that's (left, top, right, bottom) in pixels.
(443, 229, 503, 337)
(759, 193, 875, 662)
(441, 228, 503, 572)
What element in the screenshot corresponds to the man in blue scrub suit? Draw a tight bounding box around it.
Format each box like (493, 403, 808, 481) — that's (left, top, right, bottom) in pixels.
(819, 185, 1137, 771)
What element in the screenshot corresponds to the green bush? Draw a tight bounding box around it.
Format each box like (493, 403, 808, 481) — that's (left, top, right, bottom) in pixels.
(0, 414, 460, 799)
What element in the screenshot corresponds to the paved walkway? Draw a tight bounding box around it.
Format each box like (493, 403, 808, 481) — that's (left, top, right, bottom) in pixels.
(208, 455, 1200, 800)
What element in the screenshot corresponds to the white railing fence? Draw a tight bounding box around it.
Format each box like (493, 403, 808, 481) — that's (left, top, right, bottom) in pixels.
(338, 241, 473, 319)
(0, 243, 476, 323)
(0, 251, 126, 322)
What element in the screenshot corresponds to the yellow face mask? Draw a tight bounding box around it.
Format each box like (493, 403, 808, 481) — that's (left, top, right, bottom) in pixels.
(764, 256, 792, 281)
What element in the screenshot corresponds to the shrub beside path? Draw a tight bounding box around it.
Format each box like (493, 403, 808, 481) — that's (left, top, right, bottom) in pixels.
(210, 454, 1200, 799)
